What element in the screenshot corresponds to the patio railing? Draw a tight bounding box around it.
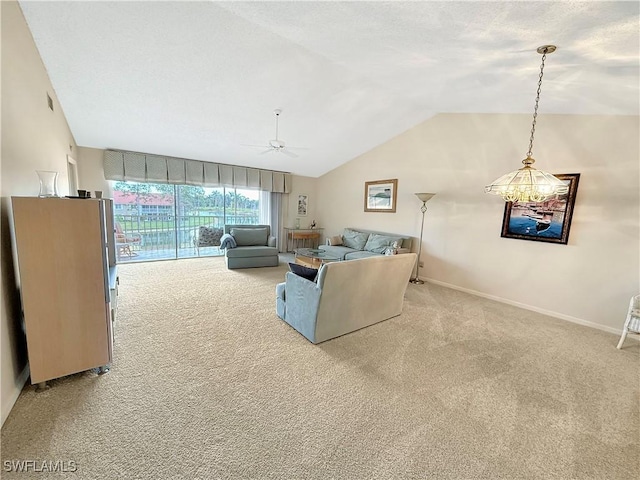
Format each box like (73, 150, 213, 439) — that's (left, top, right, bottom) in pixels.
(114, 213, 259, 262)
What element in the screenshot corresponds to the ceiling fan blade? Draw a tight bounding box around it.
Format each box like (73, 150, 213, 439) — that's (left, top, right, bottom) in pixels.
(281, 149, 298, 158)
(259, 149, 274, 155)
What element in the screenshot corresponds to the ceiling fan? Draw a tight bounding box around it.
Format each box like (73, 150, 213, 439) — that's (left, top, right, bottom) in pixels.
(244, 109, 306, 158)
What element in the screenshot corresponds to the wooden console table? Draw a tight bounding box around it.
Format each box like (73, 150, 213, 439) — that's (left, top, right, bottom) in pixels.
(284, 228, 323, 252)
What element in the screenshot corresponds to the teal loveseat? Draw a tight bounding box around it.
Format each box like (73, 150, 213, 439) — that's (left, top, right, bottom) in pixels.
(224, 224, 279, 269)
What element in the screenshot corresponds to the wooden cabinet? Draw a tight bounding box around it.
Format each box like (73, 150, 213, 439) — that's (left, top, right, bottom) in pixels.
(11, 197, 117, 385)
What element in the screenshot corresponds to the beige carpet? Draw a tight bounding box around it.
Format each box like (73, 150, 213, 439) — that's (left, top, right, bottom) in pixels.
(2, 257, 638, 479)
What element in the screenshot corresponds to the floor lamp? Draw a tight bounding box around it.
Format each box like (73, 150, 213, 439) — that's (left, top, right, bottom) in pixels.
(410, 192, 435, 284)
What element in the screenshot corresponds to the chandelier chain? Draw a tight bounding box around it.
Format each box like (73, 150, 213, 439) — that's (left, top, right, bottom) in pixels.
(527, 51, 547, 157)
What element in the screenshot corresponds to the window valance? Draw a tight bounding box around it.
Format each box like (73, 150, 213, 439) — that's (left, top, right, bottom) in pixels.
(103, 149, 291, 193)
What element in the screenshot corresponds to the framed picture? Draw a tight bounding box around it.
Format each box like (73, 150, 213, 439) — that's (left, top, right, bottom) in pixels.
(364, 179, 398, 213)
(297, 194, 308, 216)
(501, 173, 580, 244)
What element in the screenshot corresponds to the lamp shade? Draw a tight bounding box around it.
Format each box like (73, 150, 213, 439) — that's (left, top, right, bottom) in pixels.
(415, 193, 435, 203)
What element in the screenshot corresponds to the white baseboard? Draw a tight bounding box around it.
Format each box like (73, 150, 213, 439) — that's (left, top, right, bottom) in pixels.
(1, 365, 29, 428)
(422, 276, 632, 338)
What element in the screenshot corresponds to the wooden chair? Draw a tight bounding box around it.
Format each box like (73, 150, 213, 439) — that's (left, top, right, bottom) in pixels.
(115, 222, 142, 259)
(617, 294, 640, 349)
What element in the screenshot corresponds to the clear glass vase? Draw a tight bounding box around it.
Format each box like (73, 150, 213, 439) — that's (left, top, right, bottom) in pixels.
(36, 170, 59, 197)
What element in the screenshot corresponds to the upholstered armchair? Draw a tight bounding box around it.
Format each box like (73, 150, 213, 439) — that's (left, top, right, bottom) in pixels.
(223, 224, 278, 269)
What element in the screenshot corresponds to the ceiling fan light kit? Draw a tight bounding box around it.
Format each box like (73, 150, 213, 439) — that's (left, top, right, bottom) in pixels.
(244, 109, 303, 158)
(485, 45, 569, 204)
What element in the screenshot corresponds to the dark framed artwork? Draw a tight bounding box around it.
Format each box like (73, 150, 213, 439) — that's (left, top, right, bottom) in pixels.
(501, 173, 580, 244)
(364, 179, 398, 213)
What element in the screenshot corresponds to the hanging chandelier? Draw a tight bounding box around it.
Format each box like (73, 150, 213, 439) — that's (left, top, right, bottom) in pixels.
(485, 45, 569, 203)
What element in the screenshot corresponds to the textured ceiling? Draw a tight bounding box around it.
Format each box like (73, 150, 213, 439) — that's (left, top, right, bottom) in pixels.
(19, 1, 639, 177)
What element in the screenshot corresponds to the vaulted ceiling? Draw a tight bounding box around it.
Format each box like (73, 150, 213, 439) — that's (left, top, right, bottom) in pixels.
(20, 1, 639, 177)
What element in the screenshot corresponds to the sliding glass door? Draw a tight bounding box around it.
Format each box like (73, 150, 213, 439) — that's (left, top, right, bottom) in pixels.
(112, 182, 265, 262)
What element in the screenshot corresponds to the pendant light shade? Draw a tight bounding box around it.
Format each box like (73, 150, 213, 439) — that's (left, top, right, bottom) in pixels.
(485, 45, 569, 203)
(485, 156, 568, 203)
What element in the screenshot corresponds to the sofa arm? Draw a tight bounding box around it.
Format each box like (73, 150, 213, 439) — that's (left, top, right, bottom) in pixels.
(268, 235, 277, 247)
(276, 282, 286, 319)
(280, 272, 322, 343)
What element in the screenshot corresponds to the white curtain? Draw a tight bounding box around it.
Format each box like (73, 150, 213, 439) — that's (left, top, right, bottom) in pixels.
(270, 192, 284, 252)
(259, 190, 271, 226)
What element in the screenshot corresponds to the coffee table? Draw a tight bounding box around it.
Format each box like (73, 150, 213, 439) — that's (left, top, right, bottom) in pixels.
(294, 248, 342, 269)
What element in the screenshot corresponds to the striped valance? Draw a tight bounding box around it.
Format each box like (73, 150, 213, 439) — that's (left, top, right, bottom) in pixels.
(103, 150, 291, 193)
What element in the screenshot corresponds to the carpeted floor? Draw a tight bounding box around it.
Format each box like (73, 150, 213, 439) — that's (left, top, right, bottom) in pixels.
(1, 257, 638, 479)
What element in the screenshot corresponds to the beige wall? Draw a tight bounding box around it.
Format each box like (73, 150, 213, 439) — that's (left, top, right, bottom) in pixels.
(317, 113, 639, 333)
(1, 0, 78, 425)
(76, 146, 114, 197)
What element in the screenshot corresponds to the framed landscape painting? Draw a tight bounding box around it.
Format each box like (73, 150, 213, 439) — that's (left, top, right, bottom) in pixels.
(501, 173, 580, 244)
(364, 179, 398, 213)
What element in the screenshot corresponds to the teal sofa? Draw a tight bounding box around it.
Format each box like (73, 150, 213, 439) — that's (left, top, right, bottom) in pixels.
(319, 227, 412, 260)
(224, 224, 279, 269)
(276, 253, 417, 343)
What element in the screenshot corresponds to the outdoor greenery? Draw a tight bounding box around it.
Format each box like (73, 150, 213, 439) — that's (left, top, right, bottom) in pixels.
(113, 181, 261, 258)
(114, 182, 259, 210)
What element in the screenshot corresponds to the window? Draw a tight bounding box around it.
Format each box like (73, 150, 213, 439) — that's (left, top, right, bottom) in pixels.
(112, 182, 267, 262)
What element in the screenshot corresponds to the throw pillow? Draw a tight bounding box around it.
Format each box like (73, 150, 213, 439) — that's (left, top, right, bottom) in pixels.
(363, 233, 403, 254)
(230, 227, 268, 246)
(327, 235, 343, 246)
(341, 228, 369, 250)
(288, 263, 318, 282)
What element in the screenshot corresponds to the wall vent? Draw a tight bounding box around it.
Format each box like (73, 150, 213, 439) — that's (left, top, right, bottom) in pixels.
(47, 93, 53, 111)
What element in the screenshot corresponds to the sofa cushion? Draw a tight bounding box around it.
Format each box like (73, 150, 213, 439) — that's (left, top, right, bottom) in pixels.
(288, 263, 318, 282)
(225, 245, 278, 258)
(363, 233, 403, 254)
(318, 245, 357, 260)
(344, 250, 381, 260)
(342, 228, 369, 250)
(230, 227, 268, 246)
